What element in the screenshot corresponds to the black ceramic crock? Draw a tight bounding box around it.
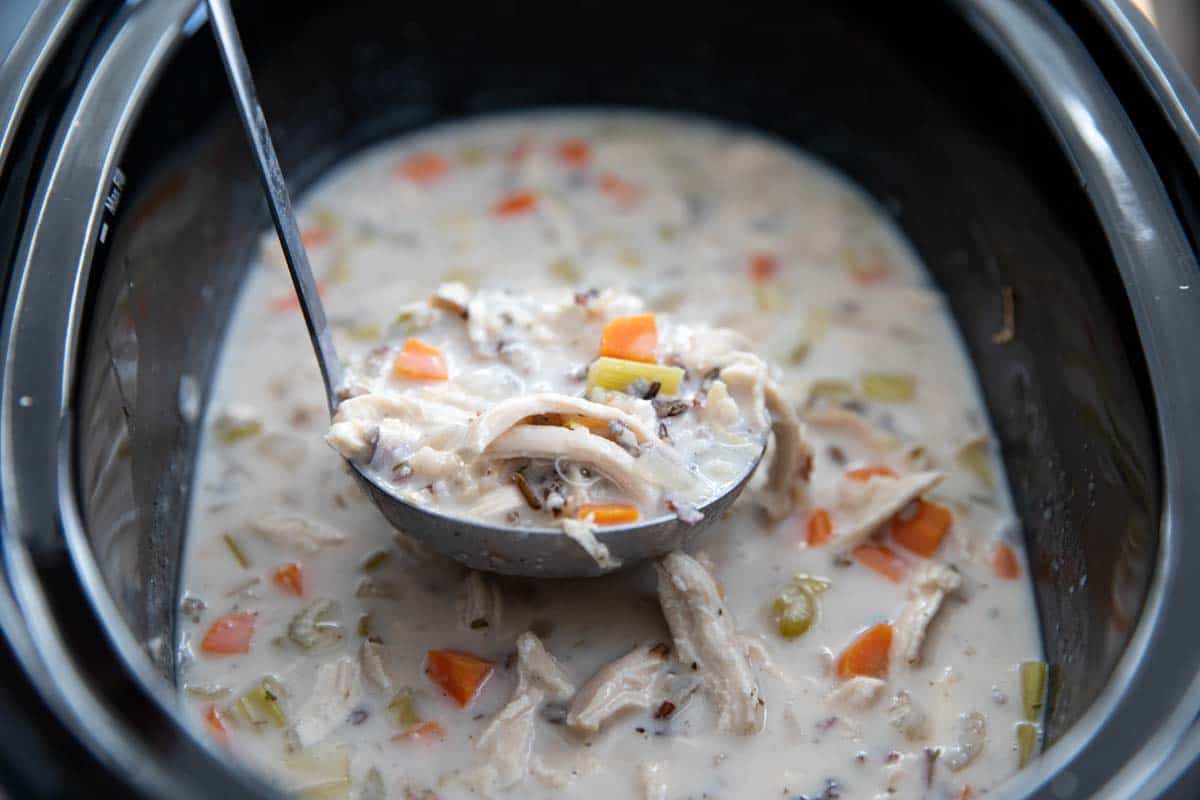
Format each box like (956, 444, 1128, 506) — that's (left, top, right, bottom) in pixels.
(0, 1, 1198, 797)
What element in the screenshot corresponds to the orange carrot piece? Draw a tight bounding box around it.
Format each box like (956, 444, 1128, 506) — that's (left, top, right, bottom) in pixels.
(493, 190, 537, 217)
(395, 152, 449, 184)
(748, 252, 779, 282)
(200, 612, 257, 655)
(853, 543, 908, 582)
(392, 720, 446, 744)
(204, 705, 228, 748)
(426, 649, 493, 707)
(846, 465, 898, 482)
(578, 503, 640, 525)
(393, 338, 449, 381)
(806, 508, 833, 547)
(301, 226, 334, 248)
(958, 787, 976, 800)
(556, 138, 591, 168)
(598, 173, 641, 207)
(836, 622, 894, 679)
(892, 500, 953, 558)
(270, 280, 327, 312)
(272, 562, 304, 596)
(599, 313, 658, 363)
(992, 542, 1021, 579)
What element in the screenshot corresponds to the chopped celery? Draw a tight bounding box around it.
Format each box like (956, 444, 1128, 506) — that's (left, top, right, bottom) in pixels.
(806, 379, 855, 405)
(360, 550, 392, 572)
(753, 283, 784, 311)
(1020, 661, 1048, 723)
(223, 534, 251, 569)
(1016, 722, 1039, 768)
(548, 257, 580, 283)
(288, 598, 342, 650)
(388, 688, 421, 727)
(862, 372, 916, 403)
(459, 144, 487, 165)
(771, 574, 831, 640)
(231, 677, 287, 728)
(216, 418, 261, 444)
(286, 746, 352, 800)
(342, 323, 382, 342)
(360, 767, 386, 800)
(957, 438, 995, 489)
(788, 341, 811, 366)
(587, 357, 684, 396)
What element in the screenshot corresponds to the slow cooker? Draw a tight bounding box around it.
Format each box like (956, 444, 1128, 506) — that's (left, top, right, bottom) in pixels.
(2, 0, 1199, 797)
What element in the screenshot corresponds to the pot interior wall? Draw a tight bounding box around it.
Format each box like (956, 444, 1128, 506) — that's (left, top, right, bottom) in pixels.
(73, 0, 1159, 748)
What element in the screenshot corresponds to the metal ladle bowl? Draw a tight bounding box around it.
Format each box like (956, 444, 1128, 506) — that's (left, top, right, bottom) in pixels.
(204, 0, 766, 577)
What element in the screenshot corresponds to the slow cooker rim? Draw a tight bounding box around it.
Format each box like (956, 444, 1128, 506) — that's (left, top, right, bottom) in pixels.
(1, 0, 1198, 797)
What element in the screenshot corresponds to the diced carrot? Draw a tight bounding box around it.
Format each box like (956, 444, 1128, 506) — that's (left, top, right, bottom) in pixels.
(393, 338, 449, 381)
(850, 265, 891, 286)
(992, 542, 1021, 579)
(426, 649, 493, 708)
(578, 503, 640, 525)
(748, 252, 779, 282)
(204, 705, 228, 748)
(392, 720, 446, 744)
(853, 543, 908, 582)
(598, 173, 641, 207)
(270, 280, 327, 312)
(556, 138, 591, 168)
(836, 623, 894, 679)
(492, 190, 537, 217)
(301, 226, 333, 248)
(599, 314, 658, 363)
(892, 500, 953, 558)
(395, 152, 450, 184)
(806, 508, 833, 547)
(959, 786, 976, 800)
(200, 611, 257, 655)
(846, 465, 898, 482)
(272, 562, 303, 596)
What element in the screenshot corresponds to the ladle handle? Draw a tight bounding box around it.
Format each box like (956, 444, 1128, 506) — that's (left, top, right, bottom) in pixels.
(204, 0, 343, 413)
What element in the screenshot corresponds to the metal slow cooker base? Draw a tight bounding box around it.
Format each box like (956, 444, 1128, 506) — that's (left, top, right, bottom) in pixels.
(2, 1, 1199, 797)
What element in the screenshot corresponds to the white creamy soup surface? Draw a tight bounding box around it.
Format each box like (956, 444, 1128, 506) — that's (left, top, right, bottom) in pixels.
(177, 111, 1045, 800)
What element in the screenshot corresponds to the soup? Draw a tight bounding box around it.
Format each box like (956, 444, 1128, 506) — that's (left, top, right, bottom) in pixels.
(177, 111, 1043, 799)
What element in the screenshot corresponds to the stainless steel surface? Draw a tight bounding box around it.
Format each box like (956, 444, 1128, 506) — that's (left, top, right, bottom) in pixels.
(203, 0, 766, 578)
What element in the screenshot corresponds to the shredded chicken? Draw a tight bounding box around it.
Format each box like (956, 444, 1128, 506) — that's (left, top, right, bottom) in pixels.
(359, 639, 393, 692)
(473, 633, 575, 790)
(486, 425, 660, 506)
(431, 280, 471, 316)
(459, 571, 502, 631)
(250, 511, 347, 553)
(803, 406, 899, 452)
(462, 392, 658, 455)
(292, 657, 361, 748)
(561, 516, 620, 569)
(827, 676, 886, 710)
(942, 711, 987, 771)
(894, 563, 962, 666)
(566, 642, 670, 734)
(889, 690, 930, 741)
(655, 551, 764, 734)
(761, 380, 814, 521)
(832, 470, 944, 552)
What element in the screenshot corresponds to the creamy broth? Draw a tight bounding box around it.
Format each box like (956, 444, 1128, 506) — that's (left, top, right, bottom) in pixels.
(178, 112, 1043, 799)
